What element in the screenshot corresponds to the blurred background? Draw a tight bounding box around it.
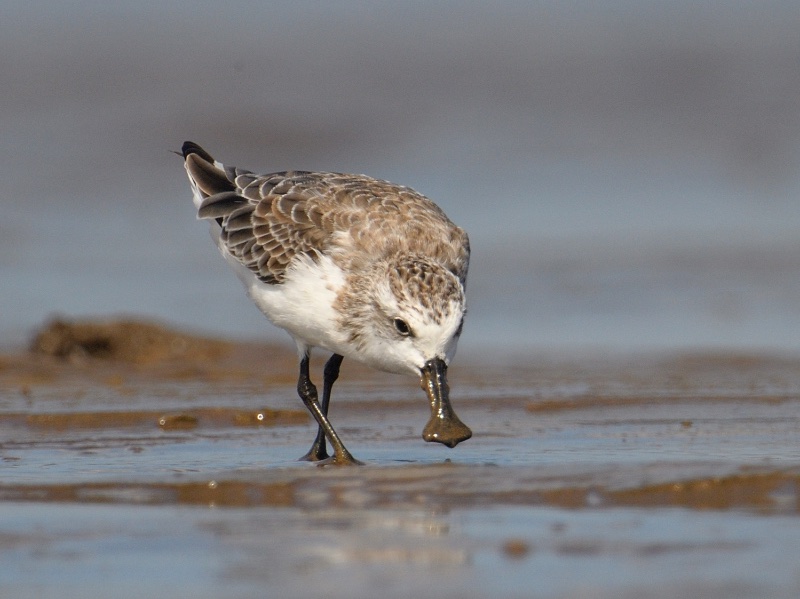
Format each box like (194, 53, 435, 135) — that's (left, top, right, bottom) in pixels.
(2, 0, 799, 355)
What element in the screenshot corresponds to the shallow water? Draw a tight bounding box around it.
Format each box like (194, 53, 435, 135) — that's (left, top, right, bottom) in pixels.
(2, 1, 800, 353)
(2, 337, 800, 598)
(4, 502, 800, 599)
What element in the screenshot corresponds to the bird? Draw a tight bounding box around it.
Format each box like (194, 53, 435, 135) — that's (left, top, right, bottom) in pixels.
(180, 141, 471, 465)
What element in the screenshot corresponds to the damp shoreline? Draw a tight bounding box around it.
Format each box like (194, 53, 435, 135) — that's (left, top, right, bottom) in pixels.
(2, 318, 800, 598)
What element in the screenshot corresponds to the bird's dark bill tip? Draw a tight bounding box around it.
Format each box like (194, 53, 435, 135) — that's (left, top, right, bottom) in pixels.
(422, 416, 472, 447)
(420, 357, 472, 448)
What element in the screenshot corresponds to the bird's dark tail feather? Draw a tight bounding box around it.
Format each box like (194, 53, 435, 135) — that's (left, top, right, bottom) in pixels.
(181, 141, 215, 163)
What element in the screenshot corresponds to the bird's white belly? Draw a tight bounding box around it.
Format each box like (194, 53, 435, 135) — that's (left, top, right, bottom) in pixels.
(223, 247, 349, 354)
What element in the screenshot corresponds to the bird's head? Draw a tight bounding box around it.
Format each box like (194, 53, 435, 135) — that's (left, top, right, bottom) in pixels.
(338, 255, 471, 447)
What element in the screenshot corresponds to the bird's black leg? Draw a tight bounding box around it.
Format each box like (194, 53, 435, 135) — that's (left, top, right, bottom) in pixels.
(296, 353, 360, 466)
(299, 353, 344, 461)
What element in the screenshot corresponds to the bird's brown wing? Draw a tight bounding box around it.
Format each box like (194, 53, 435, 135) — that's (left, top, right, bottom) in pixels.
(182, 141, 469, 285)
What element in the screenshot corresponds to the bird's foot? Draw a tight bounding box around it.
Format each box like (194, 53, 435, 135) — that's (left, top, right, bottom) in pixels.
(315, 449, 364, 467)
(298, 446, 330, 462)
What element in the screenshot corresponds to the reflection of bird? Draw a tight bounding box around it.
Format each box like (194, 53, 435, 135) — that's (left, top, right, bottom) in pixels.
(181, 142, 471, 465)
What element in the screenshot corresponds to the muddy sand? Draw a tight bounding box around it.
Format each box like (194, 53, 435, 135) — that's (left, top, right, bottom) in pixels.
(2, 318, 800, 598)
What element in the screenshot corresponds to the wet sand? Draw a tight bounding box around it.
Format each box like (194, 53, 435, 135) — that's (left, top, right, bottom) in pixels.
(2, 319, 800, 598)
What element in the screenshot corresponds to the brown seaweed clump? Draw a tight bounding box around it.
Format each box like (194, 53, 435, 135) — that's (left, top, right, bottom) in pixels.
(30, 317, 231, 365)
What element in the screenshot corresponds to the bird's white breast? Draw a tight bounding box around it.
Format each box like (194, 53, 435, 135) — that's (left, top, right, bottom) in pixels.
(235, 250, 350, 354)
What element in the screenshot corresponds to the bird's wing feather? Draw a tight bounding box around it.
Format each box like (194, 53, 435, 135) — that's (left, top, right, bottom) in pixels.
(182, 142, 469, 285)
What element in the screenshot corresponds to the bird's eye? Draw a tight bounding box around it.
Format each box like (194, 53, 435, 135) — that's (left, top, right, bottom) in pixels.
(393, 318, 412, 337)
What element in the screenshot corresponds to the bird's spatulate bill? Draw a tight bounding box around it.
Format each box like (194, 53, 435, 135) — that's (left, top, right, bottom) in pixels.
(420, 358, 472, 447)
